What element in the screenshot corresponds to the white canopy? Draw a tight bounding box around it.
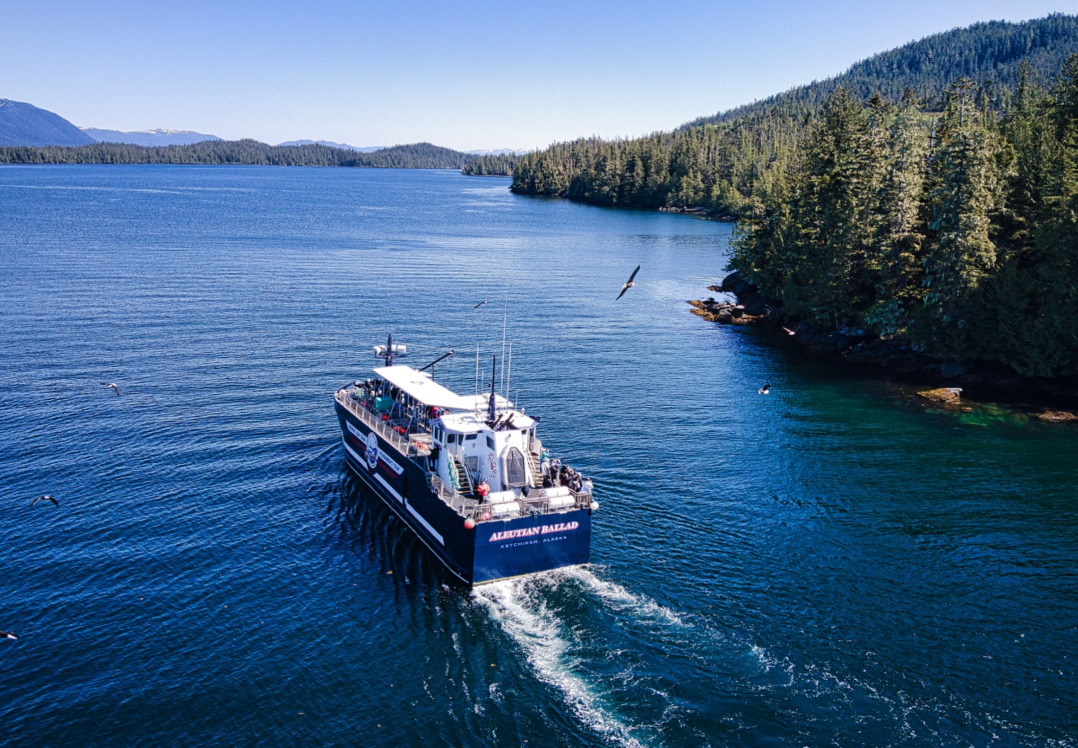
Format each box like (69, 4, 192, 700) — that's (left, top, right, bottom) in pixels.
(373, 365, 472, 410)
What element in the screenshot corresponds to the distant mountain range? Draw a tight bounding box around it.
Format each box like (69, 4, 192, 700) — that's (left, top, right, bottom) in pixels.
(0, 99, 515, 157)
(81, 127, 221, 146)
(0, 99, 95, 146)
(276, 139, 385, 152)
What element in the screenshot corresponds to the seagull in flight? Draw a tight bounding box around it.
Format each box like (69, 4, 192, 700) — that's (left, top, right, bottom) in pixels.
(31, 495, 59, 507)
(101, 382, 119, 396)
(758, 383, 771, 395)
(473, 300, 489, 309)
(616, 266, 641, 301)
(782, 327, 797, 336)
(0, 631, 17, 641)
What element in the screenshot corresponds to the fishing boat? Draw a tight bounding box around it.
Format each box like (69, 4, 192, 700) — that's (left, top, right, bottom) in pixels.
(334, 336, 596, 585)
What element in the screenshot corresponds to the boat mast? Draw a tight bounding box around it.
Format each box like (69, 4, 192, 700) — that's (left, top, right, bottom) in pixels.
(500, 295, 507, 397)
(505, 342, 512, 402)
(487, 355, 497, 424)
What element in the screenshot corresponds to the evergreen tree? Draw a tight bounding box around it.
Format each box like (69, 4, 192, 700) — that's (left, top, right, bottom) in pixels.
(921, 80, 1003, 325)
(862, 89, 930, 335)
(782, 88, 875, 323)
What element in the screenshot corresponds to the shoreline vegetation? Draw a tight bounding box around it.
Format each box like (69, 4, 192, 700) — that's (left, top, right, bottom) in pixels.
(0, 139, 484, 170)
(505, 16, 1078, 217)
(495, 16, 1078, 411)
(690, 55, 1078, 414)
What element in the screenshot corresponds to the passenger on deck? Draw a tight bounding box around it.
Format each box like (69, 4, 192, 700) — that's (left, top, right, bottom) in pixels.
(570, 472, 583, 492)
(581, 477, 593, 496)
(540, 456, 551, 478)
(476, 480, 490, 501)
(542, 475, 553, 489)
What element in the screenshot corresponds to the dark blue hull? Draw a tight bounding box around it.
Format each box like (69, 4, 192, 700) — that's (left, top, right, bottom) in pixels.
(335, 402, 591, 585)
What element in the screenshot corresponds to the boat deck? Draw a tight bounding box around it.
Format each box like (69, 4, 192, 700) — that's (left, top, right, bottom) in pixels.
(335, 386, 591, 523)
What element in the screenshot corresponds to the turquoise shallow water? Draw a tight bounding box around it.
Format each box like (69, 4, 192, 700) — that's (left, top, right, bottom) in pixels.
(1, 165, 1076, 748)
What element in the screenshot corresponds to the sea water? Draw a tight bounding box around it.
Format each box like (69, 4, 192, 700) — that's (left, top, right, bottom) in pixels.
(1, 165, 1075, 747)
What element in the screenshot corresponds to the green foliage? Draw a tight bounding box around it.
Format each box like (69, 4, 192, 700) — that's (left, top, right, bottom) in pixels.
(688, 15, 1078, 128)
(922, 81, 1004, 323)
(461, 153, 521, 176)
(0, 140, 480, 169)
(511, 15, 1078, 222)
(731, 59, 1078, 378)
(512, 114, 803, 216)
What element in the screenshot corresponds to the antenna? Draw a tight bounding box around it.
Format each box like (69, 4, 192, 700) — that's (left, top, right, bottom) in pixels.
(487, 355, 497, 424)
(500, 295, 507, 397)
(505, 342, 512, 401)
(419, 350, 453, 376)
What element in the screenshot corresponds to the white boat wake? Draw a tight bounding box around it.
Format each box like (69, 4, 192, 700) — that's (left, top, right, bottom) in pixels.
(471, 566, 693, 748)
(474, 576, 650, 748)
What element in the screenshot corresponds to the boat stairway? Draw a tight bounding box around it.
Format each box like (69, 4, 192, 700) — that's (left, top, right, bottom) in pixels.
(452, 457, 475, 495)
(527, 450, 543, 488)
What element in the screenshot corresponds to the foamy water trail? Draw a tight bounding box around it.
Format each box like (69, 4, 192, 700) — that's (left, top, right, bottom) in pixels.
(558, 566, 687, 627)
(474, 579, 648, 748)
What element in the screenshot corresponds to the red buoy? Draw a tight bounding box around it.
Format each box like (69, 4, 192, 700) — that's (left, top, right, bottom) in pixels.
(464, 518, 476, 530)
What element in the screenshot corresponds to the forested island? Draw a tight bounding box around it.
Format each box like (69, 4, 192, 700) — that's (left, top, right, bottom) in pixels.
(508, 16, 1078, 218)
(504, 15, 1078, 397)
(0, 139, 479, 169)
(703, 58, 1078, 392)
(460, 152, 520, 176)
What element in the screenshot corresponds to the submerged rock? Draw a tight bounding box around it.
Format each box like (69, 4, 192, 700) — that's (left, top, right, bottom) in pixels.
(1035, 410, 1078, 423)
(917, 387, 963, 405)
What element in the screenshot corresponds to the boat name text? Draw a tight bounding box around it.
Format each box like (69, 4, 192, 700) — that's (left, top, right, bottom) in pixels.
(489, 522, 579, 542)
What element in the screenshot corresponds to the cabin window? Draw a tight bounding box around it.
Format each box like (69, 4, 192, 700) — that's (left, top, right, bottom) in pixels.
(505, 447, 526, 487)
(447, 433, 457, 445)
(486, 436, 495, 450)
(465, 434, 477, 441)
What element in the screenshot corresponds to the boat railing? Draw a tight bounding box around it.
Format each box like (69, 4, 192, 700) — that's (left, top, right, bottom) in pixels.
(336, 388, 418, 456)
(339, 387, 591, 522)
(428, 472, 590, 521)
(428, 473, 481, 517)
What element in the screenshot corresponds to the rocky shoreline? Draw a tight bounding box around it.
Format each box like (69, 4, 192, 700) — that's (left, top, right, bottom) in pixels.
(691, 271, 1078, 421)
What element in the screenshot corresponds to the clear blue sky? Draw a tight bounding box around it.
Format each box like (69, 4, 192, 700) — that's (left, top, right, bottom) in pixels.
(4, 0, 1077, 150)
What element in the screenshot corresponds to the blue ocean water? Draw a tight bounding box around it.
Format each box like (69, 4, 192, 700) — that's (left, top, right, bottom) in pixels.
(1, 165, 1075, 748)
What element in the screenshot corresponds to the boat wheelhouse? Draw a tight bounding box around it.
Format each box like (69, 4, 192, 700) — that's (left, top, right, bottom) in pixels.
(334, 342, 594, 585)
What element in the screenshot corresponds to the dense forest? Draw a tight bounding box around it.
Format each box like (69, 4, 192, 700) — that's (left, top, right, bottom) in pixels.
(510, 15, 1078, 219)
(730, 60, 1078, 378)
(460, 152, 520, 176)
(689, 15, 1078, 127)
(0, 140, 478, 169)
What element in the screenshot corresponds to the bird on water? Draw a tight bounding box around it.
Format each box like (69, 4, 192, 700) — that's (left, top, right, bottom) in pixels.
(101, 382, 119, 396)
(1, 631, 17, 641)
(616, 266, 641, 300)
(473, 300, 489, 309)
(31, 495, 58, 507)
(758, 383, 771, 395)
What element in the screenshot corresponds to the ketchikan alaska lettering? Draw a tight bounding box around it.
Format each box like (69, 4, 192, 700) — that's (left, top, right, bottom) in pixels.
(489, 522, 579, 542)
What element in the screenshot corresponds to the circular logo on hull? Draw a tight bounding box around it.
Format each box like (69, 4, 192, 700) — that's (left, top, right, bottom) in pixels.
(365, 432, 380, 470)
